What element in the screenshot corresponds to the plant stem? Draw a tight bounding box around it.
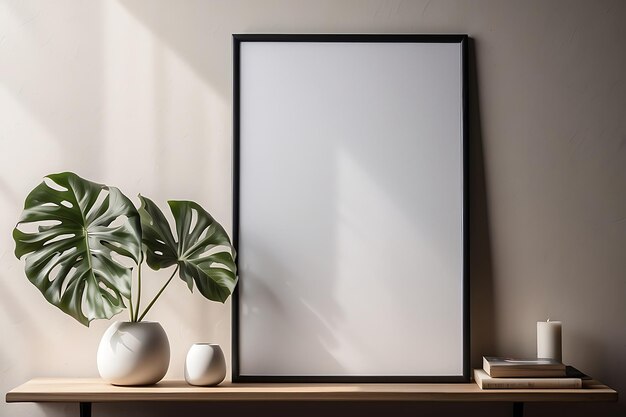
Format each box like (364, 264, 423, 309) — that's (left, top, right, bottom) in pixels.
(137, 265, 179, 322)
(128, 294, 135, 322)
(133, 255, 143, 321)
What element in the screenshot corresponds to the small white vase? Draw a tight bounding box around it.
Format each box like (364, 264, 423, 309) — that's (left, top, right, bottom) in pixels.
(184, 343, 226, 386)
(97, 321, 170, 386)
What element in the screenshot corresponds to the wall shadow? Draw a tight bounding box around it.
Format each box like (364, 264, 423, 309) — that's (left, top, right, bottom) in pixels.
(0, 1, 105, 177)
(109, 9, 485, 377)
(119, 0, 232, 99)
(467, 38, 497, 368)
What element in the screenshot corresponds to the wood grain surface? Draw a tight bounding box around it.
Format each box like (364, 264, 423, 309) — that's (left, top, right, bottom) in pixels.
(5, 378, 617, 403)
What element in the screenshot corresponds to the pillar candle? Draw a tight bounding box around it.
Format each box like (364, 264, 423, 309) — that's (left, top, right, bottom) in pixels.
(537, 320, 562, 362)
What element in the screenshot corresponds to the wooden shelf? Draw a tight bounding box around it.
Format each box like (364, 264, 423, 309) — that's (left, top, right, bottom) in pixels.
(6, 378, 617, 403)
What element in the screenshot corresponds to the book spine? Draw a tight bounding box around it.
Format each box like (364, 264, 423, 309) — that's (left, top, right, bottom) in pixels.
(489, 370, 567, 378)
(480, 379, 582, 389)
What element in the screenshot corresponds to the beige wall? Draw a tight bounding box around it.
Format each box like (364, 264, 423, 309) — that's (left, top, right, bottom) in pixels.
(1, 1, 624, 416)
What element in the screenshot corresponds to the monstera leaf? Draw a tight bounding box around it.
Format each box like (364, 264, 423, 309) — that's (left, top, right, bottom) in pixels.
(138, 195, 237, 303)
(13, 172, 142, 326)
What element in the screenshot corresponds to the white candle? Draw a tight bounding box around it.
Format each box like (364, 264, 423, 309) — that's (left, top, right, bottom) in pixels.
(537, 320, 562, 362)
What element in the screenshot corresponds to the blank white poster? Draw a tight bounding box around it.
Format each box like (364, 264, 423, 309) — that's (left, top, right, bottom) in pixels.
(237, 39, 465, 377)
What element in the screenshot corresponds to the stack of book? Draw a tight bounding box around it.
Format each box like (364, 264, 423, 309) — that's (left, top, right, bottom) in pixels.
(474, 357, 587, 389)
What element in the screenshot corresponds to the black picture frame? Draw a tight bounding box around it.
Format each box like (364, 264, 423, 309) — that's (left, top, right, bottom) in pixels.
(232, 34, 469, 383)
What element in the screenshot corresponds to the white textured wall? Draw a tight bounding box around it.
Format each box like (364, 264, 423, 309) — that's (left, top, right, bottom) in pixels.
(0, 1, 624, 416)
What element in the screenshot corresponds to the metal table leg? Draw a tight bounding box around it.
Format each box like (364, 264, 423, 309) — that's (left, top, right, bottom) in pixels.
(80, 402, 92, 417)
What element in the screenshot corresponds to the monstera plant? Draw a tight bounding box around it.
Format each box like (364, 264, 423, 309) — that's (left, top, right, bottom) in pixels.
(13, 172, 237, 326)
(13, 172, 237, 385)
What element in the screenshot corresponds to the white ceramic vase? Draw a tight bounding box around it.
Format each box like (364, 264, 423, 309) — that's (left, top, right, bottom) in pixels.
(97, 321, 170, 386)
(184, 343, 226, 386)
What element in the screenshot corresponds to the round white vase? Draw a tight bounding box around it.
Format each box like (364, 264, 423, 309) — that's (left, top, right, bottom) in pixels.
(184, 343, 226, 386)
(97, 321, 170, 386)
